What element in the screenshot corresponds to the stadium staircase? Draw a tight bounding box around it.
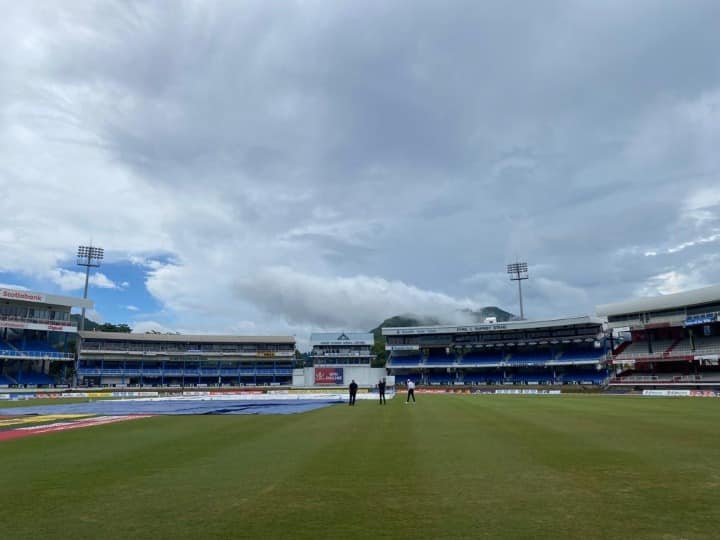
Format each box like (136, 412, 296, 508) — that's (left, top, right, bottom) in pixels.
(612, 341, 630, 356)
(664, 337, 683, 355)
(0, 373, 17, 386)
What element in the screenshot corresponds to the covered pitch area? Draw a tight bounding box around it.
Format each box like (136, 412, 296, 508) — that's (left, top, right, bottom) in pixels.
(0, 393, 718, 539)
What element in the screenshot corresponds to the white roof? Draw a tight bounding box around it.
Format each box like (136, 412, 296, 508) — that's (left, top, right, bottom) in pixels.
(0, 287, 93, 309)
(382, 316, 603, 336)
(79, 331, 295, 344)
(596, 284, 720, 317)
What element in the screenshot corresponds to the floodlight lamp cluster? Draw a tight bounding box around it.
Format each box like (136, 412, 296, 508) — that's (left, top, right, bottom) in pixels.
(77, 245, 104, 267)
(506, 262, 528, 280)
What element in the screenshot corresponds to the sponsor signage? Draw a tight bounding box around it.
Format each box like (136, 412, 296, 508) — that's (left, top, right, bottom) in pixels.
(0, 320, 77, 333)
(684, 314, 717, 327)
(386, 345, 420, 351)
(643, 389, 718, 398)
(0, 289, 46, 303)
(314, 367, 344, 385)
(643, 389, 691, 397)
(384, 324, 508, 335)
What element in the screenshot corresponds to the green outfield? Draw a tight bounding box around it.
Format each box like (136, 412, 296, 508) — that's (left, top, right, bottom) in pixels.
(0, 395, 718, 539)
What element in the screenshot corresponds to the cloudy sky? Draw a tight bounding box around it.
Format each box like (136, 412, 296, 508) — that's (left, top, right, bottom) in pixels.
(1, 1, 719, 343)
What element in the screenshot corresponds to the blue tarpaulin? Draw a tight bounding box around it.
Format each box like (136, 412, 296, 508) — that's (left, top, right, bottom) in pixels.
(0, 398, 343, 416)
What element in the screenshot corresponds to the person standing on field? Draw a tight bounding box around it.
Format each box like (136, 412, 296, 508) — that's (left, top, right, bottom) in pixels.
(406, 379, 416, 403)
(348, 379, 358, 406)
(378, 378, 386, 405)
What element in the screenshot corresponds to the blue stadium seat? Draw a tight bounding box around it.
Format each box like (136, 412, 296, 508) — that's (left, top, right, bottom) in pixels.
(556, 349, 605, 362)
(390, 354, 421, 366)
(425, 352, 455, 365)
(14, 371, 55, 386)
(11, 339, 66, 358)
(460, 352, 504, 365)
(506, 351, 553, 365)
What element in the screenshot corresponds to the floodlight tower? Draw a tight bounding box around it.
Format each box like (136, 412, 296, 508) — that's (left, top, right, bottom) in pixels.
(75, 245, 103, 386)
(77, 245, 104, 333)
(506, 261, 529, 320)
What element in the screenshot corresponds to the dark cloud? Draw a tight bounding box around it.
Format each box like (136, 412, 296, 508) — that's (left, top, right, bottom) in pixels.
(2, 1, 720, 331)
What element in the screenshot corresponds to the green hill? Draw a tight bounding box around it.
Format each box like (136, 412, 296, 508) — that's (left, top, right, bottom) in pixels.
(69, 315, 132, 333)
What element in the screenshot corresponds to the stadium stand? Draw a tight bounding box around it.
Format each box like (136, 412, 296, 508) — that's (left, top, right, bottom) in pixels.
(0, 287, 85, 386)
(77, 332, 296, 387)
(425, 351, 456, 365)
(460, 351, 505, 364)
(506, 350, 553, 365)
(599, 284, 720, 388)
(14, 371, 55, 386)
(555, 347, 605, 362)
(389, 354, 422, 367)
(384, 316, 608, 386)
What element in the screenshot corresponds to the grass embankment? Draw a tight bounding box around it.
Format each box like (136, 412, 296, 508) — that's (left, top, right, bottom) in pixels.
(0, 395, 718, 539)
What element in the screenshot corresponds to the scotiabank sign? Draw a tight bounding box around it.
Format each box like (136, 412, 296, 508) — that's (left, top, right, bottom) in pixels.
(0, 289, 45, 303)
(314, 367, 344, 385)
(0, 320, 77, 333)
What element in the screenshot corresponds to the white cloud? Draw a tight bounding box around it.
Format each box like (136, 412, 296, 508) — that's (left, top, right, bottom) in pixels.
(0, 283, 28, 290)
(1, 2, 720, 336)
(85, 309, 104, 324)
(46, 269, 119, 291)
(124, 305, 140, 311)
(131, 320, 176, 334)
(236, 266, 481, 330)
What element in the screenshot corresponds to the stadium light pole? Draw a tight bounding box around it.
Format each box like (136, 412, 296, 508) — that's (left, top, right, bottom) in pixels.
(506, 262, 528, 320)
(75, 245, 104, 385)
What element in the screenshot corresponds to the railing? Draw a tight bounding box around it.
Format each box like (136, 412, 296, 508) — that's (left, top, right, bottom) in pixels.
(0, 314, 75, 328)
(611, 374, 720, 383)
(389, 358, 604, 367)
(613, 346, 720, 362)
(77, 368, 293, 377)
(80, 348, 295, 357)
(0, 350, 74, 360)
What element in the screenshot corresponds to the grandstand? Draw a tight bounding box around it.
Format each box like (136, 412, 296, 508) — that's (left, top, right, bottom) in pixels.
(309, 332, 375, 366)
(383, 316, 609, 386)
(0, 287, 90, 387)
(77, 332, 296, 387)
(598, 284, 720, 388)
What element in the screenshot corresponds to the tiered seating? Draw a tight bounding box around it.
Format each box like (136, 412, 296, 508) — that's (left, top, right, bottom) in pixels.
(507, 350, 553, 365)
(504, 370, 554, 383)
(427, 373, 455, 385)
(0, 340, 17, 353)
(15, 371, 55, 386)
(395, 374, 421, 385)
(425, 352, 455, 365)
(669, 338, 693, 354)
(390, 354, 422, 366)
(557, 348, 604, 362)
(460, 352, 505, 364)
(615, 340, 674, 358)
(694, 335, 720, 353)
(0, 374, 16, 386)
(462, 372, 504, 384)
(558, 370, 608, 384)
(10, 339, 66, 358)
